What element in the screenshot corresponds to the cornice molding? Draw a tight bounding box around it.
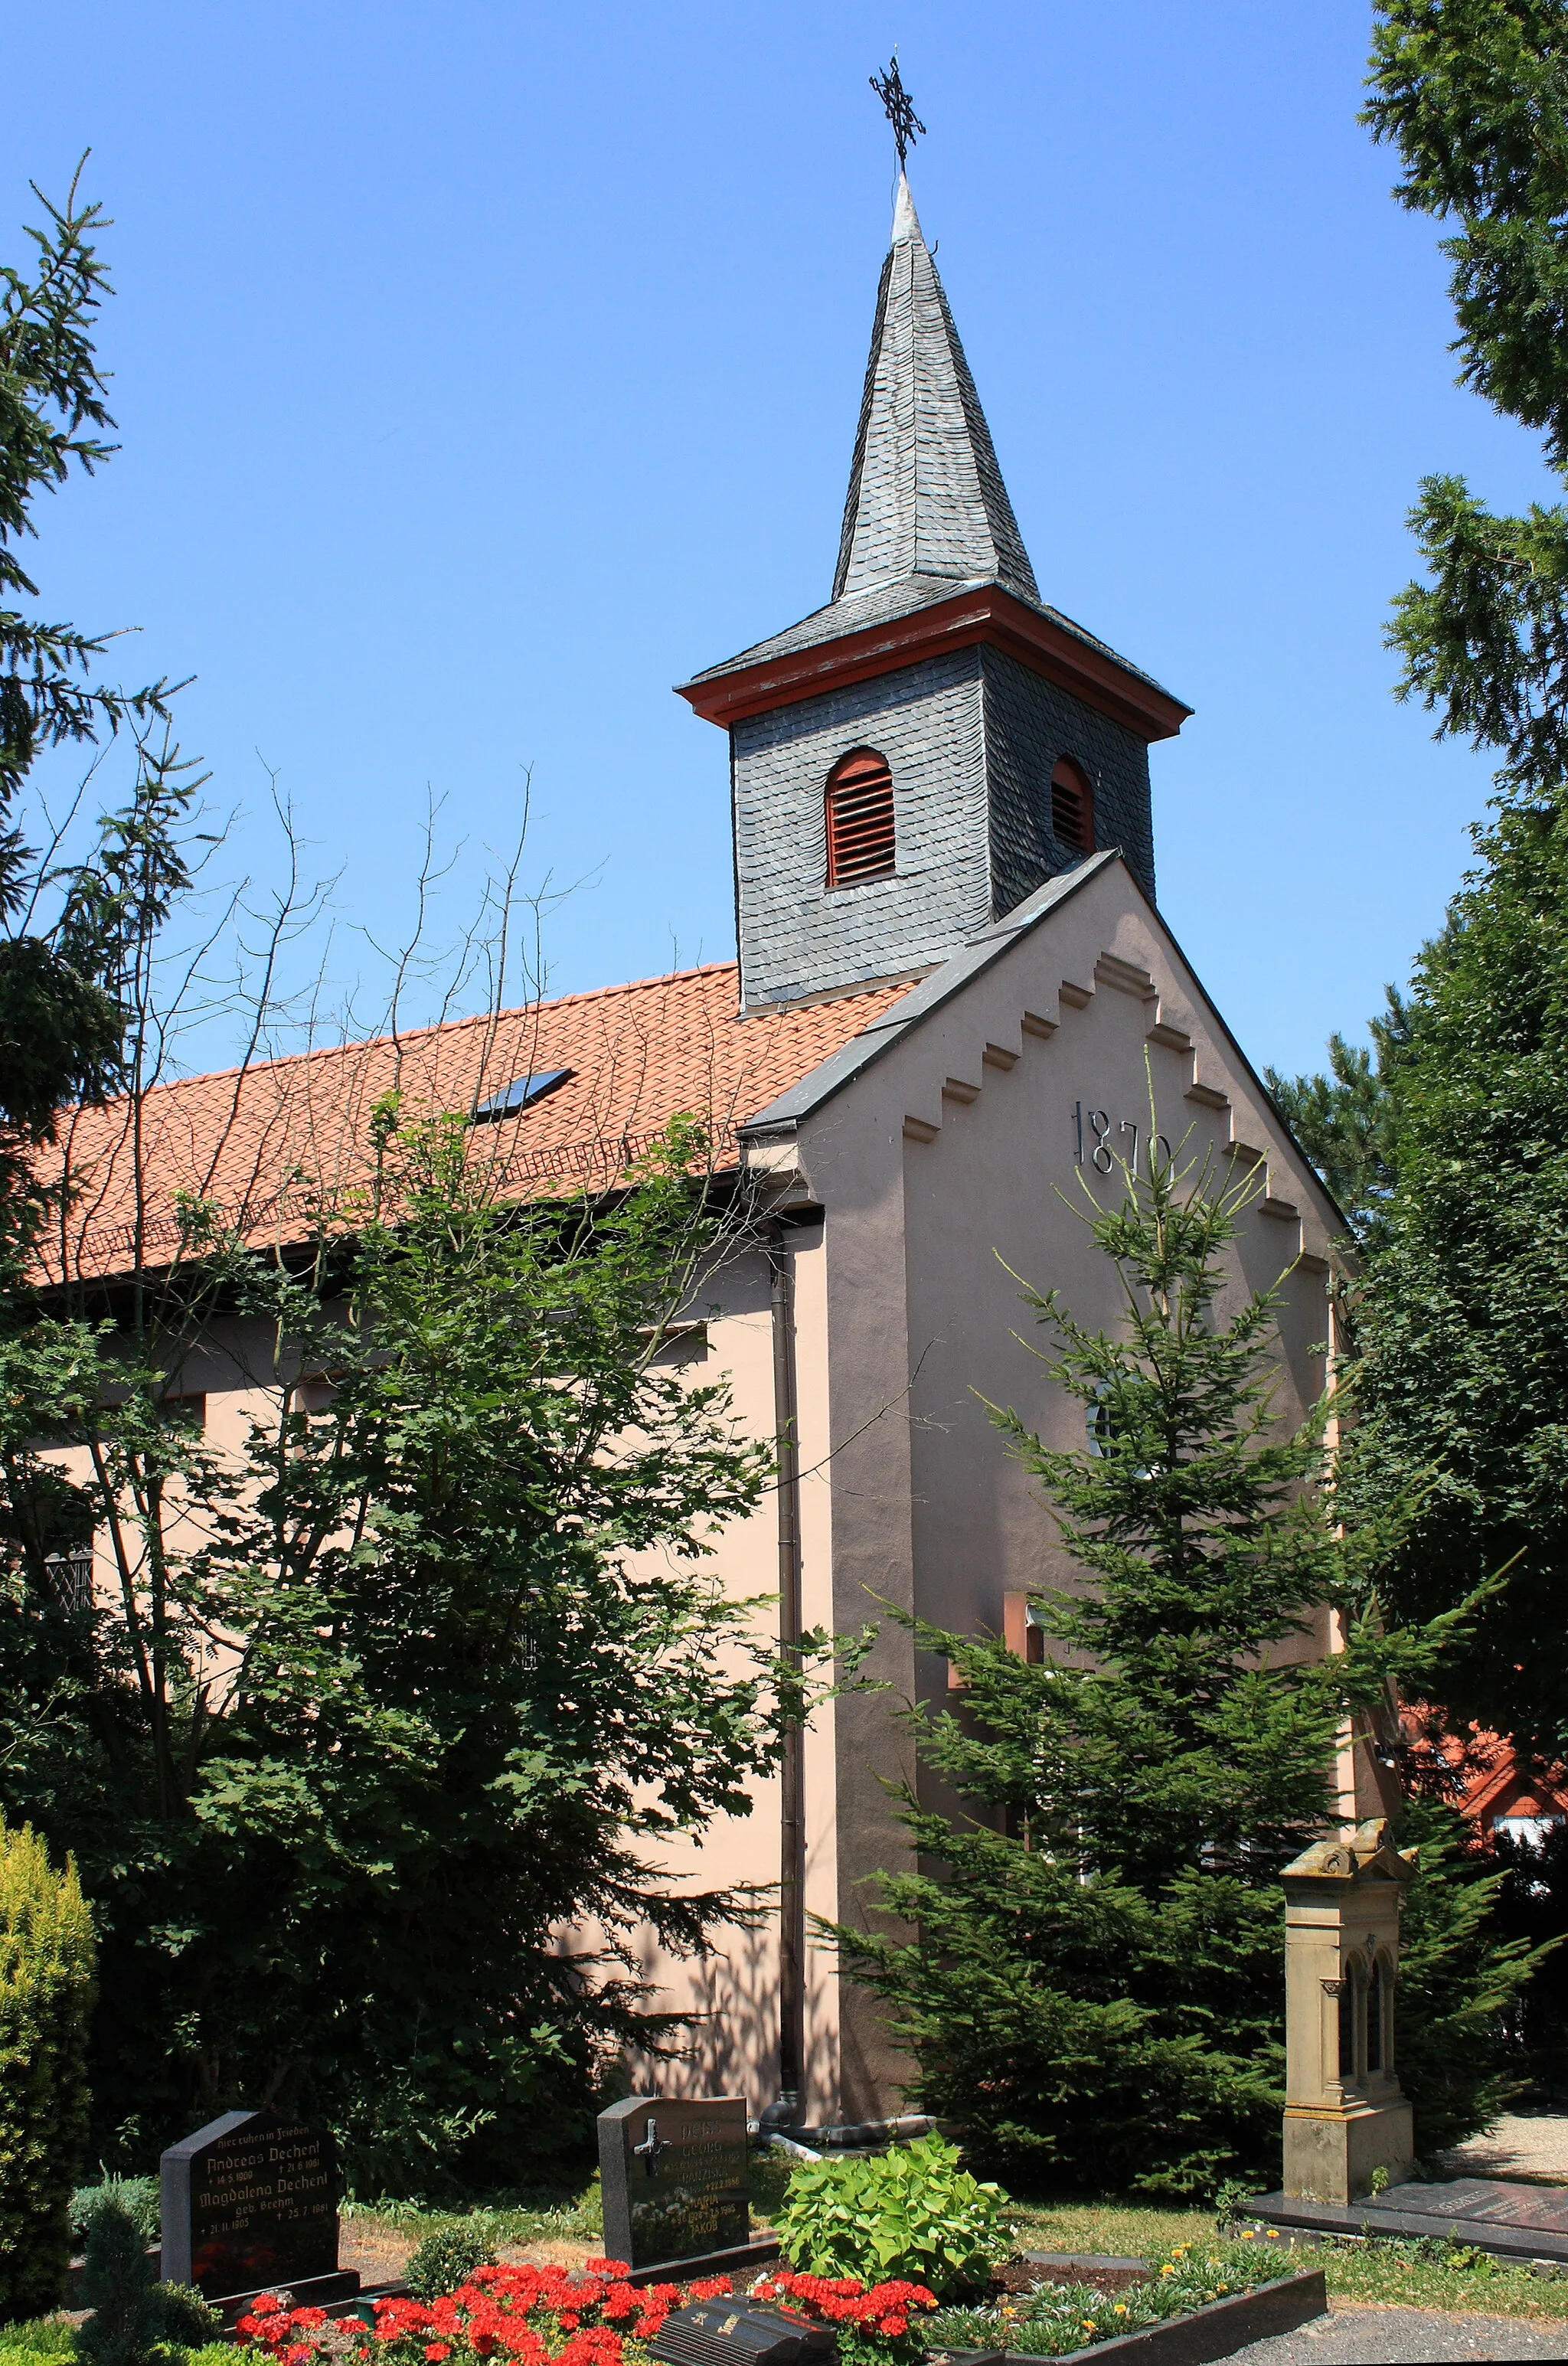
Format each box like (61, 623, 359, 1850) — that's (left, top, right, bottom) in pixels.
(677, 586, 1192, 743)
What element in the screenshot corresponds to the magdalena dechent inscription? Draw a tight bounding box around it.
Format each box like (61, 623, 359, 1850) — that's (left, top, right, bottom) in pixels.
(160, 2106, 340, 2299)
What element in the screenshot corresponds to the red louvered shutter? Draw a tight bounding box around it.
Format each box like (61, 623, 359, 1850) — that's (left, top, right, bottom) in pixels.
(825, 749, 896, 887)
(1050, 758, 1094, 854)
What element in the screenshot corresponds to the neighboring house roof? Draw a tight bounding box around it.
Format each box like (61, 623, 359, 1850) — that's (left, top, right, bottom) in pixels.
(41, 962, 908, 1286)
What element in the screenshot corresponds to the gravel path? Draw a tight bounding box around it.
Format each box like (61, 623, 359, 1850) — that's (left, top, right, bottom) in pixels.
(1223, 2305, 1568, 2361)
(1441, 2117, 1568, 2184)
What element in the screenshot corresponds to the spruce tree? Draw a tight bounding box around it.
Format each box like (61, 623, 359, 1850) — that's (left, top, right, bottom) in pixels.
(1278, 7, 1568, 1743)
(834, 1145, 1534, 2191)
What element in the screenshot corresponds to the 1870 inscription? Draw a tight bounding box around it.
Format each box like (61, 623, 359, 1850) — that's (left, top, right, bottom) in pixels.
(161, 2107, 339, 2299)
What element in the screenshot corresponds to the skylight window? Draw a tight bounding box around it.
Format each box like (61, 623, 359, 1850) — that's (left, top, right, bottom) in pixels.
(473, 1069, 572, 1123)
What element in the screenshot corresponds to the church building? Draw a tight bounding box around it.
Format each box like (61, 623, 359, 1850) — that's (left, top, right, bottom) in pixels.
(56, 172, 1377, 2129)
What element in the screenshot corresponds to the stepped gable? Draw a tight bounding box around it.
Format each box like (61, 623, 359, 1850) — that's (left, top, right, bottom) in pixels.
(41, 964, 906, 1285)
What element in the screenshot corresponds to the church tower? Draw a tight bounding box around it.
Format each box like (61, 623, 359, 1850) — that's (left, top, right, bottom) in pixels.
(678, 175, 1190, 1012)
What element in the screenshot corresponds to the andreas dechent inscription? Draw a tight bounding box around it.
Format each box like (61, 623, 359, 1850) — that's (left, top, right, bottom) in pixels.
(598, 2096, 749, 2270)
(161, 2107, 339, 2299)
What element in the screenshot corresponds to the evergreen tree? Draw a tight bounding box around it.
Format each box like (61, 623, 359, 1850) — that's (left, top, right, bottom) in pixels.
(0, 163, 176, 1225)
(1263, 985, 1413, 1246)
(1276, 6, 1568, 1746)
(0, 1815, 95, 2319)
(834, 1149, 1534, 2191)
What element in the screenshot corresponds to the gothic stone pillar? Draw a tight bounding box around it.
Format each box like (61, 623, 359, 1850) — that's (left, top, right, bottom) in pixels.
(1282, 1819, 1416, 2204)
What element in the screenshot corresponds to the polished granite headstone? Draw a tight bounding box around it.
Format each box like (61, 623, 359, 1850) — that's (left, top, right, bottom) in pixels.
(1249, 2176, 1568, 2263)
(162, 2106, 353, 2301)
(598, 2096, 750, 2272)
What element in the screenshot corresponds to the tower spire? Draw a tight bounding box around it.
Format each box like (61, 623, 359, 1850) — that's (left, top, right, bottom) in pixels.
(831, 168, 1039, 605)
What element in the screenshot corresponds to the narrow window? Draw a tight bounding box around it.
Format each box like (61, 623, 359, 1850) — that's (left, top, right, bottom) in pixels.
(1337, 1970, 1367, 2086)
(1367, 1957, 1386, 2074)
(825, 748, 896, 887)
(1050, 757, 1094, 855)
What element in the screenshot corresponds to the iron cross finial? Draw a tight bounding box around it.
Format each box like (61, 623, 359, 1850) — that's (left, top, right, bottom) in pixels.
(869, 53, 926, 174)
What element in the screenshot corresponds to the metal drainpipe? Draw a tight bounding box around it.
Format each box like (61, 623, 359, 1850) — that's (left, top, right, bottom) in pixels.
(767, 1221, 806, 2122)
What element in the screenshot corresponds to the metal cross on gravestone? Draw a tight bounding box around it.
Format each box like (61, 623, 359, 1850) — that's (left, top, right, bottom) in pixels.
(632, 2116, 672, 2175)
(597, 2095, 749, 2273)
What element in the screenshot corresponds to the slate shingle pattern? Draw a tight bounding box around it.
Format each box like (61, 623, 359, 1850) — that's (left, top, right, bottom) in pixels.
(708, 175, 1161, 1010)
(834, 177, 1037, 603)
(41, 965, 906, 1284)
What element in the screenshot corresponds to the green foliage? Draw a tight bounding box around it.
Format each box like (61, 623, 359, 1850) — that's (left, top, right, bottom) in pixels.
(72, 2196, 218, 2366)
(1392, 1796, 1550, 2152)
(834, 1148, 1487, 2189)
(1282, 11, 1568, 1749)
(0, 1109, 808, 2191)
(925, 2238, 1290, 2357)
(773, 2135, 1003, 2296)
(71, 2178, 160, 2247)
(1364, 3, 1568, 801)
(0, 1819, 95, 2319)
(1338, 799, 1568, 1749)
(75, 2199, 162, 2366)
(0, 2322, 77, 2363)
(403, 2226, 498, 2300)
(1264, 985, 1413, 1243)
(0, 162, 184, 1208)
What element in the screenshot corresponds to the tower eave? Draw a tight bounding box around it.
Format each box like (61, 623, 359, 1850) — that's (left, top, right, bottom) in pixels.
(675, 582, 1192, 743)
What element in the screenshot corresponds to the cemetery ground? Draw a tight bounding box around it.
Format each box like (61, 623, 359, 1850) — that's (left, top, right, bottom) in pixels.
(317, 2153, 1568, 2334)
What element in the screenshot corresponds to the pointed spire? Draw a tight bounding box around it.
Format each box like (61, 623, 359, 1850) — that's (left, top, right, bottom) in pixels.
(832, 176, 1039, 605)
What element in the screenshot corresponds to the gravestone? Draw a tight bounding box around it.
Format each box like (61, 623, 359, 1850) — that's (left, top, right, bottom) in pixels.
(161, 2106, 349, 2302)
(598, 2094, 750, 2272)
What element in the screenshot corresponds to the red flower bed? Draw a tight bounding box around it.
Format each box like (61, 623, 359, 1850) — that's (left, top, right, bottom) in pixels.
(236, 2259, 737, 2366)
(751, 2271, 938, 2341)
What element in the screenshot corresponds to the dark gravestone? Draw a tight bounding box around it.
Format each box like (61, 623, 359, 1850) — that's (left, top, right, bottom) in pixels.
(599, 2095, 750, 2272)
(161, 2107, 343, 2300)
(1248, 2177, 1568, 2264)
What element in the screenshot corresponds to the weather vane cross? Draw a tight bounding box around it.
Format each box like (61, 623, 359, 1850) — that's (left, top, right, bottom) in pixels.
(870, 53, 926, 173)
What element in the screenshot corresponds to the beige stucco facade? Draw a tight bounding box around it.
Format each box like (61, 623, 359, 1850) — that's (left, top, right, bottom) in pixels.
(628, 853, 1383, 2125)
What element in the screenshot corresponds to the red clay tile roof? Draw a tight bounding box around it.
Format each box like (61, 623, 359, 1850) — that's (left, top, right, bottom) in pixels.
(41, 962, 908, 1284)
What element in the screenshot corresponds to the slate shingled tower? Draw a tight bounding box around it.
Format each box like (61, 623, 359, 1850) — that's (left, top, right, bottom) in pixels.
(679, 176, 1191, 1012)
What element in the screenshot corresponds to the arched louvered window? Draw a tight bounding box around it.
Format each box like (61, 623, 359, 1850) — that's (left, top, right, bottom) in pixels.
(1050, 757, 1094, 855)
(825, 747, 896, 887)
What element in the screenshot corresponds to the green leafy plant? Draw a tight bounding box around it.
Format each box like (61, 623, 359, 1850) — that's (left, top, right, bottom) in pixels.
(73, 2192, 219, 2366)
(0, 1817, 96, 2318)
(773, 2134, 1003, 2296)
(71, 2177, 160, 2248)
(403, 2224, 498, 2299)
(925, 2237, 1290, 2357)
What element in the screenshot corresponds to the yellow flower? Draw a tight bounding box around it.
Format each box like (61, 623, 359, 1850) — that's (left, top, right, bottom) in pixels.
(1217, 2285, 1228, 2294)
(1241, 2228, 1255, 2240)
(1266, 2229, 1280, 2240)
(1159, 2265, 1176, 2277)
(1113, 2306, 1127, 2317)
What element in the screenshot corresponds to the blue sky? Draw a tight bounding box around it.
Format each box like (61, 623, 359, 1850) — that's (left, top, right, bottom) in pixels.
(9, 1, 1555, 1077)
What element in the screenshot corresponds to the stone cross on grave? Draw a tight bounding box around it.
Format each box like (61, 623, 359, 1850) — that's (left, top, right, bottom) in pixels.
(632, 2115, 671, 2177)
